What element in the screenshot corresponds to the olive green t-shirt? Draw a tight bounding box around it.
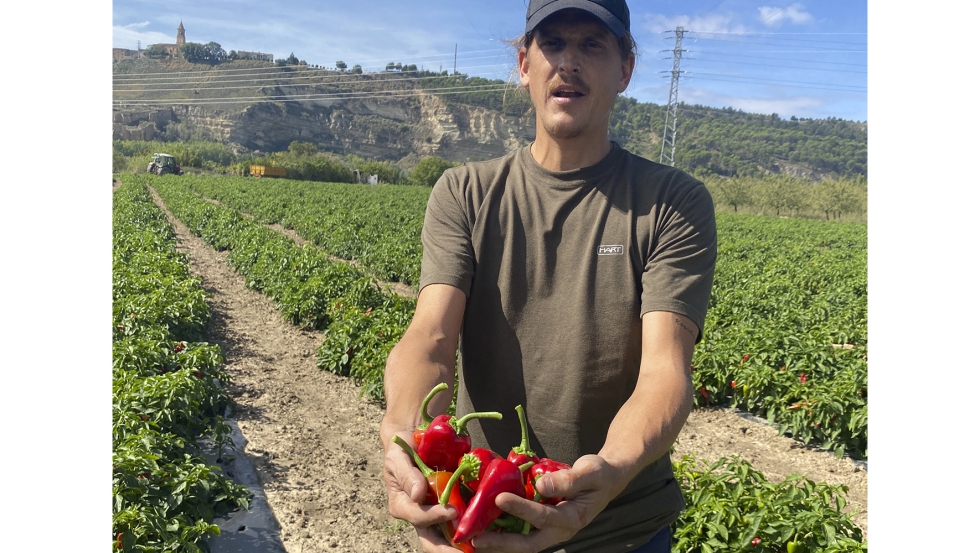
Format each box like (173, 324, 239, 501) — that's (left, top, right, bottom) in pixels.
(419, 143, 717, 552)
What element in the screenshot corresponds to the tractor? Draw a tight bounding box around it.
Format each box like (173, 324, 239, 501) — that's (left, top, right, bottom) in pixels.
(146, 153, 183, 176)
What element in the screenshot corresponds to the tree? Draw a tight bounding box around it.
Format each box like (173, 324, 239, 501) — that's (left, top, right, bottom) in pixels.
(275, 58, 287, 66)
(336, 60, 347, 71)
(180, 41, 226, 64)
(411, 156, 458, 187)
(386, 62, 396, 71)
(144, 44, 169, 59)
(351, 64, 362, 74)
(288, 141, 318, 157)
(403, 63, 418, 72)
(715, 176, 753, 213)
(286, 52, 299, 65)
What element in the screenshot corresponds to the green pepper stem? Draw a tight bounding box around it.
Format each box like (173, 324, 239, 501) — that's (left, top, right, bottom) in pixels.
(419, 382, 449, 426)
(453, 411, 503, 434)
(519, 461, 535, 472)
(438, 454, 480, 506)
(513, 404, 535, 456)
(391, 435, 434, 477)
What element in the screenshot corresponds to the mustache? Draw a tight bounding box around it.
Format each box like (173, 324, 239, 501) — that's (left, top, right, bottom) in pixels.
(547, 74, 590, 96)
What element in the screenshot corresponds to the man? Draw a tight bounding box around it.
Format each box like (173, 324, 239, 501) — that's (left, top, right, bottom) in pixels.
(380, 1, 717, 552)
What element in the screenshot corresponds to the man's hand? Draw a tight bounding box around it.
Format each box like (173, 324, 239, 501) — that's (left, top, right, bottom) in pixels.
(468, 454, 627, 553)
(382, 430, 462, 552)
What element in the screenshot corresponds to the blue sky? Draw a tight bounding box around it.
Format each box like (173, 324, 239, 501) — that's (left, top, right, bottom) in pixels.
(112, 0, 867, 122)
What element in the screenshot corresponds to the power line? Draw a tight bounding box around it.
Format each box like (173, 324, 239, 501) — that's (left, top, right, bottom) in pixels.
(688, 31, 866, 46)
(685, 35, 866, 51)
(113, 65, 513, 91)
(686, 57, 867, 74)
(113, 55, 510, 82)
(688, 72, 866, 89)
(111, 48, 509, 77)
(112, 85, 516, 107)
(689, 50, 866, 67)
(681, 75, 866, 94)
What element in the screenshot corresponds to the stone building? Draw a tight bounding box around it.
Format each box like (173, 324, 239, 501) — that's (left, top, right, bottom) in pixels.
(152, 21, 186, 59)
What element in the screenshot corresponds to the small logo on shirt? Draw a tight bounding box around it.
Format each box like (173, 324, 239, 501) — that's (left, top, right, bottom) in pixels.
(597, 245, 624, 256)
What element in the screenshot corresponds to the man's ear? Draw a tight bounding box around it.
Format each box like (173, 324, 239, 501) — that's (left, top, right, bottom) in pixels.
(618, 53, 635, 93)
(518, 47, 531, 88)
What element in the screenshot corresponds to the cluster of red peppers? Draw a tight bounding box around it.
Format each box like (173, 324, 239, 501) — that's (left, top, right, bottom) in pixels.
(392, 383, 572, 550)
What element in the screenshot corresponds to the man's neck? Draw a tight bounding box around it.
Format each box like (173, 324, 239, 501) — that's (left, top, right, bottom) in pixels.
(530, 130, 612, 172)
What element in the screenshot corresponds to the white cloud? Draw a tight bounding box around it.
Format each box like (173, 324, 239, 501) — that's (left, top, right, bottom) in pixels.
(113, 23, 175, 49)
(681, 87, 824, 118)
(644, 13, 751, 35)
(757, 3, 814, 28)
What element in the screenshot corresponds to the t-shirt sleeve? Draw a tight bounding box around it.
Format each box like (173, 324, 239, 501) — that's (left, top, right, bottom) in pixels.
(419, 169, 476, 296)
(640, 180, 717, 342)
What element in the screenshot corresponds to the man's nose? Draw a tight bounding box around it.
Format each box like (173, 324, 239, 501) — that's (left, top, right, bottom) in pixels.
(557, 50, 581, 73)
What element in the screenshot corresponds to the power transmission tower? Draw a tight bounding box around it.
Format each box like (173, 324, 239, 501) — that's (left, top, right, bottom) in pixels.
(659, 27, 687, 166)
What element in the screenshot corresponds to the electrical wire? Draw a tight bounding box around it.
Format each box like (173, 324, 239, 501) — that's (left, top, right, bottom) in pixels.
(112, 85, 517, 106)
(113, 65, 514, 91)
(684, 57, 867, 74)
(113, 55, 512, 82)
(111, 48, 509, 77)
(687, 51, 866, 67)
(680, 75, 865, 94)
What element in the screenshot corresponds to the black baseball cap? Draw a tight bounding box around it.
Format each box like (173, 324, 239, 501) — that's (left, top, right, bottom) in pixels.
(525, 0, 631, 38)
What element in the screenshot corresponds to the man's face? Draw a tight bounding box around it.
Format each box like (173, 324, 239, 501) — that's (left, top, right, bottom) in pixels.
(519, 10, 635, 142)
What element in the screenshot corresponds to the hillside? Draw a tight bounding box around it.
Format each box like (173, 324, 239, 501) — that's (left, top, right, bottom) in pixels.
(112, 58, 866, 181)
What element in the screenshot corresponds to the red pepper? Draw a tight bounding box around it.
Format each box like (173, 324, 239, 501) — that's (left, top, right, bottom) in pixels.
(453, 457, 527, 544)
(460, 448, 502, 494)
(524, 458, 571, 504)
(413, 383, 503, 471)
(391, 435, 474, 553)
(506, 405, 539, 469)
(116, 532, 123, 549)
(751, 537, 761, 546)
(698, 386, 710, 404)
(800, 372, 807, 384)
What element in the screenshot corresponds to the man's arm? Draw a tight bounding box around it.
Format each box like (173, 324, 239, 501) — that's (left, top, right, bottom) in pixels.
(476, 310, 696, 552)
(380, 283, 467, 552)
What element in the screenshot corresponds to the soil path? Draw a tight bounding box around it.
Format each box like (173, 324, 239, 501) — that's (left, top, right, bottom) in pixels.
(146, 185, 867, 552)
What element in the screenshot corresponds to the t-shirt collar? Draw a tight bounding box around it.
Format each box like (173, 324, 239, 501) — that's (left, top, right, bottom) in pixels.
(520, 141, 625, 188)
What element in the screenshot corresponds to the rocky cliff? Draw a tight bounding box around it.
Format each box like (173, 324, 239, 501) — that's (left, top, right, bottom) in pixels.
(112, 91, 536, 164)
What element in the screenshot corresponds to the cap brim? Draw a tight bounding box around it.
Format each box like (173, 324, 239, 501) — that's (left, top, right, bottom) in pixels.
(525, 0, 626, 38)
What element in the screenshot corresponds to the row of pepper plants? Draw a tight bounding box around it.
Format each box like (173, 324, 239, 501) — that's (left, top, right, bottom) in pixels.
(112, 181, 251, 552)
(132, 174, 866, 552)
(181, 174, 428, 286)
(173, 174, 868, 460)
(136, 174, 415, 402)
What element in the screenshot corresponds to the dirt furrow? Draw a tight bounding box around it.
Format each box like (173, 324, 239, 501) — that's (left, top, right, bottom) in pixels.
(148, 185, 418, 553)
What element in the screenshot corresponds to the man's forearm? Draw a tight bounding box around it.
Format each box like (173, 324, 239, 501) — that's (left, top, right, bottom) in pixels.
(595, 364, 692, 494)
(379, 326, 458, 447)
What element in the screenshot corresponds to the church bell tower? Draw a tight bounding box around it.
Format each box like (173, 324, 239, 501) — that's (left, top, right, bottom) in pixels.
(176, 21, 186, 46)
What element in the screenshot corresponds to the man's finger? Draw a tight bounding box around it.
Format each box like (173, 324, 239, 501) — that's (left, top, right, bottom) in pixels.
(494, 492, 553, 529)
(389, 491, 458, 527)
(536, 456, 603, 499)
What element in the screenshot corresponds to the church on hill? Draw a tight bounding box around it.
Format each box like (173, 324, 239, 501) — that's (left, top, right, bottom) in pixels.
(152, 21, 187, 59)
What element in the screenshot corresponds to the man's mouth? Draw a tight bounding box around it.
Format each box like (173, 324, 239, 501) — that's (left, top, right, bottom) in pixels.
(552, 88, 584, 98)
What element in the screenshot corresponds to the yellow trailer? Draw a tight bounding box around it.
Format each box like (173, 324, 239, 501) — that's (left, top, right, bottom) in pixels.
(250, 165, 288, 178)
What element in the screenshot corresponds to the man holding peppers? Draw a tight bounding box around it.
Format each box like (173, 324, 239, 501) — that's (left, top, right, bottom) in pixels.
(380, 0, 717, 551)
